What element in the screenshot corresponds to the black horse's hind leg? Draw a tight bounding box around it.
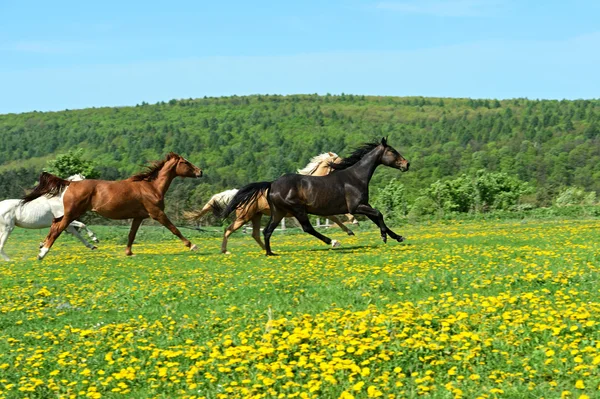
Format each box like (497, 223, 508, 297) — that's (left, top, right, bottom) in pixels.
(264, 209, 286, 256)
(293, 209, 335, 246)
(354, 204, 404, 243)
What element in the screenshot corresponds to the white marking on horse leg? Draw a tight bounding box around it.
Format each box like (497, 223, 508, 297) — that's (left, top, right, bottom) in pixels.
(190, 244, 198, 251)
(331, 239, 341, 248)
(38, 246, 49, 260)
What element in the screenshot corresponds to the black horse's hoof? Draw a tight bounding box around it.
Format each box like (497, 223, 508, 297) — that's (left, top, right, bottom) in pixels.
(397, 236, 405, 243)
(266, 252, 279, 257)
(381, 235, 388, 243)
(347, 230, 355, 236)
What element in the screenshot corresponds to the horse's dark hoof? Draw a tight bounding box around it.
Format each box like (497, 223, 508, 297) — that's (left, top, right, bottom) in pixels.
(347, 230, 355, 236)
(266, 252, 279, 257)
(91, 246, 98, 250)
(381, 236, 387, 243)
(397, 236, 405, 243)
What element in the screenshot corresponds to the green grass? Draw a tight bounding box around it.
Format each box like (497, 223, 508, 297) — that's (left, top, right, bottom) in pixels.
(1, 219, 599, 398)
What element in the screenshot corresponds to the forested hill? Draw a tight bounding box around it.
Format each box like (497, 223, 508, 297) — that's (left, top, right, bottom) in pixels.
(1, 94, 599, 212)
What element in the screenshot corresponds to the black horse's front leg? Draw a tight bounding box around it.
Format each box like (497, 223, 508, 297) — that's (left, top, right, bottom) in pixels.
(354, 204, 405, 243)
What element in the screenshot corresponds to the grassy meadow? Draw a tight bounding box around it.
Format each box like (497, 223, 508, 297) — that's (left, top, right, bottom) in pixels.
(1, 219, 599, 398)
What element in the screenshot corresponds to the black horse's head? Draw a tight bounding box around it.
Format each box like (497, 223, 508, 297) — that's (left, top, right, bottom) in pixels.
(380, 137, 409, 171)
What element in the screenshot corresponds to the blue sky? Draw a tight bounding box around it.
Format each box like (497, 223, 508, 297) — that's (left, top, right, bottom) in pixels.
(1, 0, 599, 114)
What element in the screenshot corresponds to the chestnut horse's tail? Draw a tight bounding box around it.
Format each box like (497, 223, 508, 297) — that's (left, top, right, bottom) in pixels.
(22, 172, 71, 204)
(219, 181, 271, 218)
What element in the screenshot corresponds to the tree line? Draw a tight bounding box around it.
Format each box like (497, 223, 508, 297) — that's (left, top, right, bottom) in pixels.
(1, 94, 598, 223)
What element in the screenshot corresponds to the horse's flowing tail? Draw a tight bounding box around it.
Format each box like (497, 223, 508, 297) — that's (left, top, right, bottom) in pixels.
(22, 172, 71, 204)
(184, 189, 240, 221)
(220, 182, 271, 218)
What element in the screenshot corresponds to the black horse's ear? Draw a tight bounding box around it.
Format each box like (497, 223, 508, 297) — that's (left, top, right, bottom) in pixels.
(381, 137, 387, 146)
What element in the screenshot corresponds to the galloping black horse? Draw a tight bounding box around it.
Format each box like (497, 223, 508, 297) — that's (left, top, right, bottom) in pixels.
(221, 138, 410, 256)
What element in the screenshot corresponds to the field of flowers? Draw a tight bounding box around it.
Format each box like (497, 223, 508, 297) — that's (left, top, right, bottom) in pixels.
(1, 219, 599, 399)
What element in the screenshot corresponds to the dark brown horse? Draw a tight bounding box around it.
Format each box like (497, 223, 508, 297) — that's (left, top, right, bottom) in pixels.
(22, 153, 202, 260)
(222, 138, 409, 256)
(184, 152, 357, 254)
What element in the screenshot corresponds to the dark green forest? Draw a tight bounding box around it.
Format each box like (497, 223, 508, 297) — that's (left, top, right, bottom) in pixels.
(1, 94, 599, 221)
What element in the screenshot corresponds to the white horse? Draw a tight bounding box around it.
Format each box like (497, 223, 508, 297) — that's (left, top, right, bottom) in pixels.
(0, 174, 99, 261)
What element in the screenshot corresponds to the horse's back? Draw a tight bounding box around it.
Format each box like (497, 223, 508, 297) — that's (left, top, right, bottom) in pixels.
(67, 179, 151, 219)
(3, 198, 56, 228)
(271, 173, 349, 214)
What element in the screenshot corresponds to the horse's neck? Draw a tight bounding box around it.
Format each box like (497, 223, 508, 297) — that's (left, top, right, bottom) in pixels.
(152, 164, 177, 195)
(345, 148, 382, 183)
(311, 163, 333, 176)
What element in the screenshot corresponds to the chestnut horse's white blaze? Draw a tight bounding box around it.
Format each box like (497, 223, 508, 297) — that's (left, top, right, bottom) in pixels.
(0, 174, 99, 261)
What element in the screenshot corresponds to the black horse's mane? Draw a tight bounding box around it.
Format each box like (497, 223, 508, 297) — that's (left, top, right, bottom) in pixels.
(328, 142, 380, 171)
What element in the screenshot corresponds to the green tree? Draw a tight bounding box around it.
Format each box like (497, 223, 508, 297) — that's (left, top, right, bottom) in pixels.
(372, 178, 407, 221)
(45, 149, 99, 179)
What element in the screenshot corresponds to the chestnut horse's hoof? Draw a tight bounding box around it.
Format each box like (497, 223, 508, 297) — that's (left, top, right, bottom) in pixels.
(190, 244, 198, 252)
(331, 240, 341, 248)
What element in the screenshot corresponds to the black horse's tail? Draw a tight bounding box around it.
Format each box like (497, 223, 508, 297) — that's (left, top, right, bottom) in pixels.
(22, 172, 71, 204)
(219, 181, 271, 218)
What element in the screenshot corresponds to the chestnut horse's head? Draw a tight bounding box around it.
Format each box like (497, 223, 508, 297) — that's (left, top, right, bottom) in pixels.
(168, 153, 203, 178)
(380, 137, 409, 172)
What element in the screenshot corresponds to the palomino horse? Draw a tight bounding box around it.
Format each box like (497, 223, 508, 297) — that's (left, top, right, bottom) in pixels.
(185, 152, 357, 254)
(222, 138, 409, 256)
(0, 174, 99, 261)
(22, 153, 202, 260)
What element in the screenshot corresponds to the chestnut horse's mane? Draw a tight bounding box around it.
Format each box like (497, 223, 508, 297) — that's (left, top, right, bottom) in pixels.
(130, 152, 181, 182)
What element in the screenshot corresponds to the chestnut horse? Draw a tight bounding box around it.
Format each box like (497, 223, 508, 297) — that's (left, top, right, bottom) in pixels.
(22, 153, 202, 260)
(222, 138, 409, 256)
(185, 152, 357, 254)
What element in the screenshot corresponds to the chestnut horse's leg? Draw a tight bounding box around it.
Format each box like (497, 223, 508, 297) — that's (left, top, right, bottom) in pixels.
(148, 209, 197, 251)
(328, 215, 355, 236)
(354, 204, 405, 243)
(250, 213, 265, 250)
(292, 209, 340, 248)
(38, 215, 76, 260)
(125, 218, 143, 256)
(221, 216, 248, 254)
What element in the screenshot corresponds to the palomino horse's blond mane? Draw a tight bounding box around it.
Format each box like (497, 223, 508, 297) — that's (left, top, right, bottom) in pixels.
(297, 152, 339, 175)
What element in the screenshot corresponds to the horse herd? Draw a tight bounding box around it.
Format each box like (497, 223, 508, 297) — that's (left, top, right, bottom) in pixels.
(0, 138, 409, 261)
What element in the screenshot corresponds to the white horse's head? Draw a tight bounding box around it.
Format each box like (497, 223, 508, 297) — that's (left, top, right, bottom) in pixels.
(66, 174, 86, 181)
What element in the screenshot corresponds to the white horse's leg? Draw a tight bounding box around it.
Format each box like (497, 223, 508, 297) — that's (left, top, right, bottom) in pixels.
(69, 220, 99, 243)
(0, 228, 11, 261)
(65, 224, 97, 250)
(0, 219, 14, 261)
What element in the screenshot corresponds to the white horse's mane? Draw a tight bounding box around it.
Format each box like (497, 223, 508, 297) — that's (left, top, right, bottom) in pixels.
(66, 174, 86, 182)
(297, 152, 339, 175)
(211, 189, 239, 207)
